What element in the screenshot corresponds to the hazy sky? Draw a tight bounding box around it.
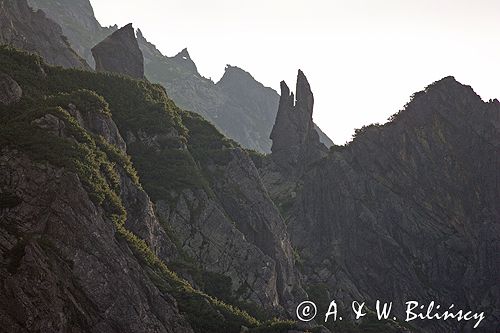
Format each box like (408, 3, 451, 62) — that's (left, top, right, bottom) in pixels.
(90, 0, 500, 144)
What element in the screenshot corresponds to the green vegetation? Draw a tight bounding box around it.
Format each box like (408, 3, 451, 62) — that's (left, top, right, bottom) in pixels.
(0, 46, 301, 333)
(181, 109, 237, 165)
(0, 102, 125, 222)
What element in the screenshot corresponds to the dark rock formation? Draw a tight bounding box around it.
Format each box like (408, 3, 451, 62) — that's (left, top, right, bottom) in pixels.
(0, 73, 22, 105)
(264, 76, 500, 332)
(0, 0, 88, 69)
(270, 70, 328, 175)
(91, 23, 144, 79)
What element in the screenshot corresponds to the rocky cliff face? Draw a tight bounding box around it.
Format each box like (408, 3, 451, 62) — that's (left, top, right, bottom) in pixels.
(0, 0, 88, 69)
(263, 76, 500, 332)
(92, 24, 144, 79)
(0, 149, 193, 333)
(122, 107, 308, 317)
(26, 0, 333, 153)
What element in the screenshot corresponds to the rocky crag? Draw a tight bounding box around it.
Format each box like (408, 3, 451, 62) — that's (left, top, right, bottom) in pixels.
(92, 24, 144, 79)
(26, 0, 333, 153)
(262, 74, 500, 332)
(0, 0, 88, 69)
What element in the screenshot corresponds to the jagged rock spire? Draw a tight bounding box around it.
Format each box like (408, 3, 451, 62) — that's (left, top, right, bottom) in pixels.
(295, 69, 314, 116)
(91, 23, 144, 79)
(270, 70, 327, 174)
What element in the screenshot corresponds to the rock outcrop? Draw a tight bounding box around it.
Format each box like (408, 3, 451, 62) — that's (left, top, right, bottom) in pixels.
(270, 70, 328, 175)
(58, 94, 178, 262)
(0, 149, 193, 333)
(263, 76, 500, 332)
(0, 73, 22, 105)
(0, 0, 88, 69)
(91, 23, 144, 79)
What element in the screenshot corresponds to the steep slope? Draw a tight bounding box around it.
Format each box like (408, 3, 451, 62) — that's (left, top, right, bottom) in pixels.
(263, 76, 500, 332)
(0, 50, 191, 332)
(0, 0, 88, 69)
(0, 47, 316, 333)
(25, 0, 333, 152)
(26, 0, 116, 67)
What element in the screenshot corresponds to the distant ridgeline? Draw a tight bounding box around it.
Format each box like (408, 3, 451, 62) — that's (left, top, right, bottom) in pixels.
(26, 0, 333, 153)
(0, 0, 499, 333)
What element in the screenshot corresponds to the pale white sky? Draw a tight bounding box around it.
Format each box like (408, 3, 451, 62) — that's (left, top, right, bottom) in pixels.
(90, 0, 500, 144)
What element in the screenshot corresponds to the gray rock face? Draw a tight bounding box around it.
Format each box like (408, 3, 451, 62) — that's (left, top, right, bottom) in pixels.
(0, 150, 193, 333)
(66, 102, 126, 151)
(270, 70, 327, 175)
(0, 73, 22, 105)
(27, 0, 116, 67)
(130, 139, 307, 316)
(156, 190, 283, 311)
(264, 77, 500, 332)
(0, 0, 88, 69)
(91, 23, 144, 79)
(214, 149, 308, 314)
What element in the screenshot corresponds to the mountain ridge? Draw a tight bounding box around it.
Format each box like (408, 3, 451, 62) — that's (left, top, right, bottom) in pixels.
(0, 1, 498, 332)
(262, 74, 500, 332)
(26, 0, 333, 153)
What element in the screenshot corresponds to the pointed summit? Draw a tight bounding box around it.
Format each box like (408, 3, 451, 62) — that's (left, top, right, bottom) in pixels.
(172, 48, 199, 75)
(175, 48, 191, 60)
(91, 23, 144, 79)
(136, 28, 144, 40)
(270, 70, 327, 174)
(295, 69, 314, 115)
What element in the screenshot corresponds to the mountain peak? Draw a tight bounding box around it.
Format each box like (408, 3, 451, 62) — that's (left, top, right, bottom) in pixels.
(175, 48, 191, 60)
(295, 69, 314, 115)
(136, 28, 144, 39)
(217, 65, 261, 88)
(171, 47, 200, 75)
(91, 23, 144, 79)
